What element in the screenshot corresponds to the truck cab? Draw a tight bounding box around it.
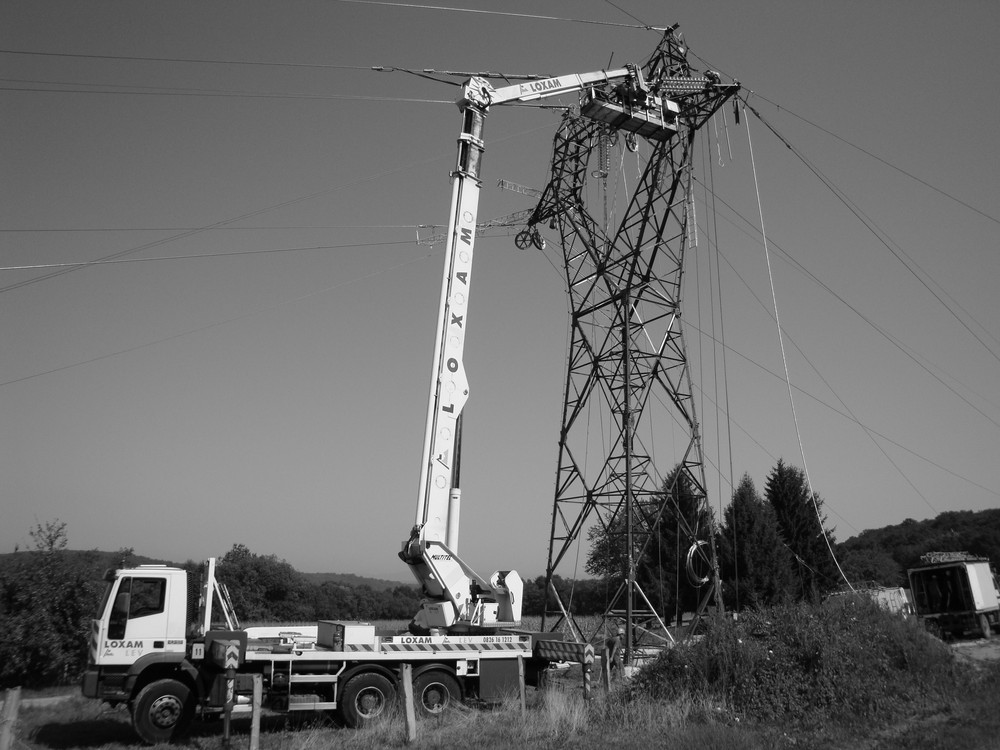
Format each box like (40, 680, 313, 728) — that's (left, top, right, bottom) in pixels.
(84, 566, 192, 702)
(81, 560, 243, 731)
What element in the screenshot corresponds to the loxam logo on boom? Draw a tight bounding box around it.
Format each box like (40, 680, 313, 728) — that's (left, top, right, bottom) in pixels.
(520, 78, 563, 96)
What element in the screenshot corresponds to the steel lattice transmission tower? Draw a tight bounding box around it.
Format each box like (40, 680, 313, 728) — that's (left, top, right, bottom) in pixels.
(525, 30, 739, 661)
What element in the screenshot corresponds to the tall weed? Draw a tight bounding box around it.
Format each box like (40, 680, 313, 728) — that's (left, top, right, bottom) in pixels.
(629, 596, 957, 722)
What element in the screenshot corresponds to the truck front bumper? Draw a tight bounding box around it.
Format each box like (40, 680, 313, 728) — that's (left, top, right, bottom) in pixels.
(81, 667, 130, 703)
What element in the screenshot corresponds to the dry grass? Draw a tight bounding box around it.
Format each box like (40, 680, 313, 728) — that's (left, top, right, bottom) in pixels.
(10, 668, 1000, 750)
(10, 605, 1000, 750)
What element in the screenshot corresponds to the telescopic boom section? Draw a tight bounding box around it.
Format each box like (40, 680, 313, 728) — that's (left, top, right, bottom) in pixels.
(400, 64, 649, 634)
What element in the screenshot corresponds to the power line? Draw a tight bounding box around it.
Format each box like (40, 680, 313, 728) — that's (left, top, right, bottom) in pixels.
(0, 225, 423, 233)
(692, 324, 999, 501)
(0, 51, 544, 85)
(0, 245, 441, 389)
(0, 152, 454, 294)
(0, 120, 554, 294)
(601, 0, 650, 27)
(332, 0, 667, 30)
(0, 240, 417, 272)
(679, 46, 1000, 228)
(744, 100, 1000, 367)
(0, 78, 451, 103)
(748, 92, 1000, 228)
(697, 178, 1000, 432)
(0, 48, 374, 71)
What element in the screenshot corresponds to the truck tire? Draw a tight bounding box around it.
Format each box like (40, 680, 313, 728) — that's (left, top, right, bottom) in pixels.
(339, 672, 395, 728)
(131, 678, 194, 744)
(413, 669, 460, 717)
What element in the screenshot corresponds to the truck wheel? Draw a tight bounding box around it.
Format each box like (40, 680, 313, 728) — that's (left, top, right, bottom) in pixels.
(132, 678, 194, 744)
(413, 670, 460, 717)
(979, 614, 992, 640)
(340, 672, 395, 728)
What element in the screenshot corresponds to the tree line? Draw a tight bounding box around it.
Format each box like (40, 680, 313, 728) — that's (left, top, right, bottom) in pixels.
(579, 460, 1000, 621)
(3, 483, 998, 689)
(578, 459, 842, 623)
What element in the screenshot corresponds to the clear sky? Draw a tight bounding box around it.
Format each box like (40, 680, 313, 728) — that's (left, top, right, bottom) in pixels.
(2, 1, 997, 581)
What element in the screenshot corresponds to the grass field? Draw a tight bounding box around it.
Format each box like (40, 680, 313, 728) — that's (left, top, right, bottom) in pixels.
(6, 601, 1000, 750)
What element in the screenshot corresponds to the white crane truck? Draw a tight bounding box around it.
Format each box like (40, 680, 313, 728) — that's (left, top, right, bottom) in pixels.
(81, 557, 560, 742)
(80, 46, 709, 743)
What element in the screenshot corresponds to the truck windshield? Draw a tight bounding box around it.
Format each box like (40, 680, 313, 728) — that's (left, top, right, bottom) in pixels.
(96, 580, 114, 619)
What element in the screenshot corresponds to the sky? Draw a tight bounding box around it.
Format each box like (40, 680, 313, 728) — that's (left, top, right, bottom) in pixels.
(2, 1, 998, 582)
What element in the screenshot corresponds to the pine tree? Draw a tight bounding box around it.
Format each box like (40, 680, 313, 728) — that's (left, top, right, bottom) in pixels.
(717, 473, 796, 610)
(635, 466, 714, 625)
(583, 464, 715, 625)
(765, 460, 839, 601)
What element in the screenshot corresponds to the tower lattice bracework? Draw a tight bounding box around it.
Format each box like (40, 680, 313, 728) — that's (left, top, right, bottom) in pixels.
(528, 31, 738, 662)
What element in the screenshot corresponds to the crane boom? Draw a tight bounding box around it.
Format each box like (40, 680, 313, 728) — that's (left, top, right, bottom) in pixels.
(400, 59, 681, 633)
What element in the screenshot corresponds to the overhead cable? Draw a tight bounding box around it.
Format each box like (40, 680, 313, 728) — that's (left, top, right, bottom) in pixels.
(0, 149, 454, 294)
(675, 323, 997, 502)
(0, 120, 555, 294)
(695, 177, 1000, 432)
(0, 225, 423, 233)
(333, 0, 667, 30)
(744, 99, 1000, 366)
(0, 240, 417, 272)
(601, 0, 650, 27)
(0, 48, 375, 71)
(749, 92, 1000, 228)
(0, 245, 441, 389)
(745, 107, 855, 592)
(0, 78, 450, 103)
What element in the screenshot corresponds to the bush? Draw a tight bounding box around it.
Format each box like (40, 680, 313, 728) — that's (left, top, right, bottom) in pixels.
(0, 522, 104, 688)
(629, 595, 957, 722)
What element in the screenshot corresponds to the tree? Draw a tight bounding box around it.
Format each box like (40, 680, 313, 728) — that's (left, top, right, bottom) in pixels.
(0, 520, 101, 688)
(585, 465, 716, 625)
(837, 546, 904, 588)
(585, 517, 627, 589)
(637, 467, 715, 624)
(765, 460, 840, 602)
(216, 544, 314, 622)
(717, 473, 796, 610)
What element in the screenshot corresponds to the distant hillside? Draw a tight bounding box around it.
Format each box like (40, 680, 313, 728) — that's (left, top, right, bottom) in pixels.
(0, 548, 170, 577)
(836, 508, 1000, 587)
(6, 508, 997, 595)
(0, 549, 413, 593)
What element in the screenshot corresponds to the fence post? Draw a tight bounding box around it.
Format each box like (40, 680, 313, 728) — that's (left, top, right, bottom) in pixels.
(249, 674, 262, 750)
(601, 645, 612, 691)
(0, 687, 21, 750)
(222, 667, 235, 748)
(400, 663, 417, 744)
(517, 655, 526, 717)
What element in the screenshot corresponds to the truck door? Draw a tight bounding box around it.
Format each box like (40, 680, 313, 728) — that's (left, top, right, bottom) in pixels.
(99, 575, 172, 665)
